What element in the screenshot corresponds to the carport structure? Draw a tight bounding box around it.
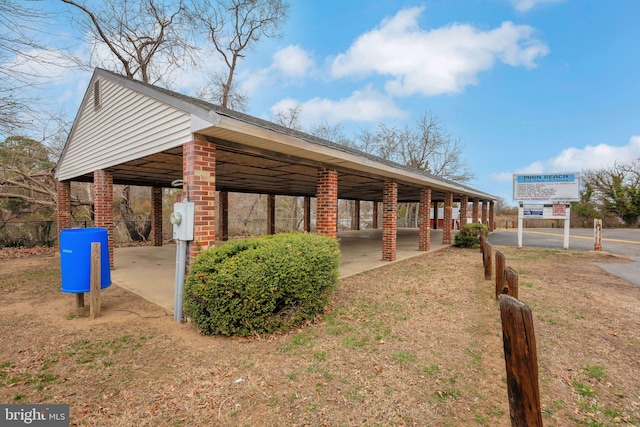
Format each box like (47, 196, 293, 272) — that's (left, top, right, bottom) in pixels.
(55, 69, 496, 268)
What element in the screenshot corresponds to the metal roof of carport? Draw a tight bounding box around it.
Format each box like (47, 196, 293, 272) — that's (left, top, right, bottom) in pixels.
(55, 68, 496, 203)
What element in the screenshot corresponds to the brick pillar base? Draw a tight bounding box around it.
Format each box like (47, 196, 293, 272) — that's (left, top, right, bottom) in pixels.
(94, 170, 114, 268)
(419, 188, 431, 251)
(56, 180, 71, 250)
(382, 182, 397, 261)
(317, 169, 338, 238)
(183, 139, 216, 260)
(443, 193, 453, 245)
(151, 187, 163, 246)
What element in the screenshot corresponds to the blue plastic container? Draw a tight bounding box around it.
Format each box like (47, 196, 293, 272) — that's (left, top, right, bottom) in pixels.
(60, 228, 112, 293)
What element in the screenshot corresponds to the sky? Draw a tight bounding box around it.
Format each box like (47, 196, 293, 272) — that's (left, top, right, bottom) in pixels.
(7, 0, 640, 204)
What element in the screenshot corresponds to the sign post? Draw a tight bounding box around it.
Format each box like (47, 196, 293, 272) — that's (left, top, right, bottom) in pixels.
(513, 173, 580, 249)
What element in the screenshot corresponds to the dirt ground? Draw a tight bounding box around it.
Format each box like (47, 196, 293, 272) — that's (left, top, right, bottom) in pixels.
(1, 244, 639, 426)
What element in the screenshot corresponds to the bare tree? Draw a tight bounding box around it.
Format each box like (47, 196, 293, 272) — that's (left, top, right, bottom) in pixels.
(61, 0, 193, 85)
(582, 160, 640, 227)
(187, 0, 289, 108)
(1, 2, 78, 136)
(272, 103, 303, 130)
(309, 122, 356, 148)
(193, 71, 248, 111)
(356, 111, 474, 184)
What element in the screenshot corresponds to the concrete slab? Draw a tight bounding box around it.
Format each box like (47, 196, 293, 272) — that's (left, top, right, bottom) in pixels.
(111, 228, 450, 312)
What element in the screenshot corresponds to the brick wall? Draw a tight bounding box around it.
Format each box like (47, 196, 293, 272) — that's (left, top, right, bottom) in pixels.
(150, 187, 163, 246)
(419, 188, 431, 251)
(183, 139, 216, 260)
(443, 192, 453, 244)
(94, 169, 114, 268)
(382, 181, 397, 261)
(317, 169, 338, 238)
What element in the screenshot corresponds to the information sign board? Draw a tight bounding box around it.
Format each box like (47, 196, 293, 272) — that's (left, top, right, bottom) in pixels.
(513, 173, 580, 202)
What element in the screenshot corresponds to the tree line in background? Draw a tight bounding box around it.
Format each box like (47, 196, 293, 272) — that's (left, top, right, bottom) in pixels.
(2, 0, 639, 248)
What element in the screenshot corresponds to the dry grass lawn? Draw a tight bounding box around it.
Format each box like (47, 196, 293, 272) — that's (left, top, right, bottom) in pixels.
(0, 245, 639, 426)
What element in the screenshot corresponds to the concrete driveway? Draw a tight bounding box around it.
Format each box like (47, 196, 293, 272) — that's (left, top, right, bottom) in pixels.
(488, 228, 640, 287)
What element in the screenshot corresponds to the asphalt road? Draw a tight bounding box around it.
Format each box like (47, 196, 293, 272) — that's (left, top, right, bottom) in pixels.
(488, 228, 640, 287)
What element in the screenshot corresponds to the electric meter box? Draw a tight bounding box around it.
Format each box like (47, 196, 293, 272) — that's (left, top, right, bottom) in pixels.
(170, 202, 195, 241)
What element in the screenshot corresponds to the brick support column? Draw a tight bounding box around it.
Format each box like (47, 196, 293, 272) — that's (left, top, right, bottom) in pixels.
(460, 195, 468, 229)
(372, 202, 379, 229)
(219, 191, 229, 241)
(150, 187, 163, 246)
(481, 200, 488, 227)
(382, 182, 397, 261)
(317, 169, 338, 238)
(489, 200, 495, 231)
(443, 193, 453, 245)
(472, 198, 480, 223)
(94, 170, 114, 268)
(303, 196, 311, 232)
(267, 194, 276, 234)
(353, 200, 360, 230)
(433, 202, 439, 230)
(419, 188, 431, 251)
(183, 139, 216, 260)
(56, 180, 71, 249)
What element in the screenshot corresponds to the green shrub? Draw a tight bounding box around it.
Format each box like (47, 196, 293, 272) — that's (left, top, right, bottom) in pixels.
(454, 223, 489, 248)
(184, 232, 341, 336)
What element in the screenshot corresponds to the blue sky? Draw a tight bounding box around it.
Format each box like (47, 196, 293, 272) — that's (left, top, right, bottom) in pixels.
(8, 0, 640, 204)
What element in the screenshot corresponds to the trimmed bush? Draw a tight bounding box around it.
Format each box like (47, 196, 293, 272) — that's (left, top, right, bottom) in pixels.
(184, 232, 341, 336)
(454, 223, 490, 248)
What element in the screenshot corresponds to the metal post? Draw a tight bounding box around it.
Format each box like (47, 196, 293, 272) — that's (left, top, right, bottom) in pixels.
(563, 205, 571, 250)
(174, 239, 187, 322)
(517, 202, 524, 249)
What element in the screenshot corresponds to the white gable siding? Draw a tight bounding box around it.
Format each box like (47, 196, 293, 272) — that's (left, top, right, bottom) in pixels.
(56, 77, 192, 181)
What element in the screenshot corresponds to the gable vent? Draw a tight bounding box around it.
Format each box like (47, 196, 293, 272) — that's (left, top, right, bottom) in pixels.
(93, 80, 101, 111)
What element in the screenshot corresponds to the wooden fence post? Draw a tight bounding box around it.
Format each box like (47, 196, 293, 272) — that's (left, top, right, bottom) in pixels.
(499, 295, 543, 427)
(483, 241, 493, 280)
(495, 251, 506, 300)
(90, 242, 102, 319)
(75, 293, 84, 309)
(480, 234, 486, 253)
(503, 267, 519, 299)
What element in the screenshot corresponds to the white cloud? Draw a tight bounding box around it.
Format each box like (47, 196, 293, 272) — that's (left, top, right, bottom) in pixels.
(271, 86, 406, 128)
(516, 137, 640, 174)
(271, 45, 314, 79)
(241, 45, 314, 97)
(510, 0, 565, 13)
(330, 6, 549, 97)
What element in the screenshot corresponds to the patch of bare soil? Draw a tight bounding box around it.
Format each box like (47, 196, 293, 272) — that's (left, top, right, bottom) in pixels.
(0, 246, 639, 426)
